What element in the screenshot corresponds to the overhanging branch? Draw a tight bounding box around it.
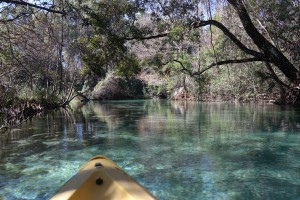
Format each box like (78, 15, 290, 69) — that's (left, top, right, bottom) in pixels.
(193, 57, 267, 76)
(1, 0, 66, 15)
(173, 57, 268, 77)
(192, 20, 265, 59)
(125, 32, 168, 41)
(126, 19, 266, 60)
(227, 0, 298, 82)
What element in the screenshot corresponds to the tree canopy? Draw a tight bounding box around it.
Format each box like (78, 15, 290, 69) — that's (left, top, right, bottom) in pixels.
(0, 0, 299, 108)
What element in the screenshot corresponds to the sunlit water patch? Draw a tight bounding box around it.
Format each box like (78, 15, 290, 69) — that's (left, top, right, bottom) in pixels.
(1, 100, 300, 199)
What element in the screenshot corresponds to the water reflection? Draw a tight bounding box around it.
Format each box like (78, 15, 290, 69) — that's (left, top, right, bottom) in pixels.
(0, 100, 300, 199)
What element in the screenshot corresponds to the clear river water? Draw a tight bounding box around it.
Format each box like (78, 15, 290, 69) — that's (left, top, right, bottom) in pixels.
(0, 100, 300, 200)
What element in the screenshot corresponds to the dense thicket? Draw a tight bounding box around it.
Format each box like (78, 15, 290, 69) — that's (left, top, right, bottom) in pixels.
(0, 0, 299, 123)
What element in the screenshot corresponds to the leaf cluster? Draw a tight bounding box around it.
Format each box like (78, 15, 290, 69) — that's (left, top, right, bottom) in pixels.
(77, 0, 143, 77)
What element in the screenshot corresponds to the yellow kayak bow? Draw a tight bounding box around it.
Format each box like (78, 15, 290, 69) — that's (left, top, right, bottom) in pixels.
(51, 155, 156, 200)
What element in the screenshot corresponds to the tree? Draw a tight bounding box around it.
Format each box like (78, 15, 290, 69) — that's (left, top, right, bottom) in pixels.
(227, 0, 298, 83)
(0, 0, 82, 109)
(128, 0, 299, 103)
(1, 0, 299, 106)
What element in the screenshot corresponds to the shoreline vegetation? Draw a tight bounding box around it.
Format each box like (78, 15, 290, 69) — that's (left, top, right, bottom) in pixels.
(0, 96, 277, 134)
(0, 69, 281, 130)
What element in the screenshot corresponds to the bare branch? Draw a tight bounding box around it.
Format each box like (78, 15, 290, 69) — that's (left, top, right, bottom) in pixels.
(125, 32, 168, 41)
(172, 59, 193, 77)
(5, 24, 32, 76)
(0, 69, 17, 78)
(0, 12, 30, 23)
(206, 0, 219, 65)
(1, 0, 66, 15)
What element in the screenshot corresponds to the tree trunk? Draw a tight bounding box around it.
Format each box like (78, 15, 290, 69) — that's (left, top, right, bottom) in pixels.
(227, 0, 299, 83)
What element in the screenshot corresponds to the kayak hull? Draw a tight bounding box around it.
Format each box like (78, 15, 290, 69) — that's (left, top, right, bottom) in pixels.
(50, 155, 156, 200)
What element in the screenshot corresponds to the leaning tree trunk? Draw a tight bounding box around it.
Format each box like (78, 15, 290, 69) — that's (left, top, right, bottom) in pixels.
(227, 0, 299, 82)
(227, 0, 300, 104)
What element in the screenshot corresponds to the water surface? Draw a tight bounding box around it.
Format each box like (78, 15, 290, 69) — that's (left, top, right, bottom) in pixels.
(0, 100, 300, 199)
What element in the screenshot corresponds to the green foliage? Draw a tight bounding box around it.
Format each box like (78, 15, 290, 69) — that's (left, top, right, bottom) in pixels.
(147, 53, 165, 67)
(193, 75, 211, 96)
(80, 34, 140, 77)
(143, 84, 168, 99)
(78, 0, 142, 77)
(1, 0, 299, 106)
(114, 55, 140, 77)
(168, 23, 185, 42)
(254, 71, 272, 84)
(247, 0, 299, 64)
(0, 87, 18, 108)
(79, 37, 107, 77)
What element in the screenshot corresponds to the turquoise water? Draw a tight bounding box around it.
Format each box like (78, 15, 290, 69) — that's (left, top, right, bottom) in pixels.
(0, 100, 300, 199)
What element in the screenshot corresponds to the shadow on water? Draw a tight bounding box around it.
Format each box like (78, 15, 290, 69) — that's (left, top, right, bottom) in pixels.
(0, 100, 300, 199)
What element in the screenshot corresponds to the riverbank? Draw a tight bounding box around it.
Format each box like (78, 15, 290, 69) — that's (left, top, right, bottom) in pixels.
(87, 70, 279, 103)
(0, 68, 286, 128)
(0, 99, 61, 129)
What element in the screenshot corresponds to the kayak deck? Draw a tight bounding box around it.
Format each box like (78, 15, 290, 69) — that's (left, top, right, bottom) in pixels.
(51, 155, 156, 200)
